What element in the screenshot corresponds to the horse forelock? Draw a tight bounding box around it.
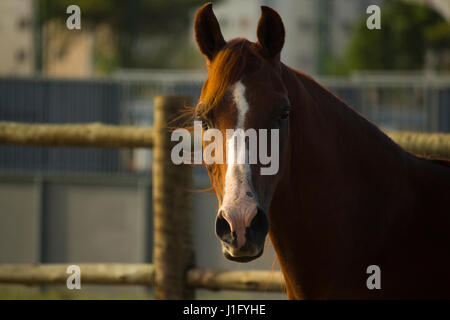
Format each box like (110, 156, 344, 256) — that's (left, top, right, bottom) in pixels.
(197, 39, 263, 117)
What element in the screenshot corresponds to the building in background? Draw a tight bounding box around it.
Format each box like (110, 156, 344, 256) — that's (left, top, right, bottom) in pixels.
(0, 0, 115, 78)
(211, 0, 385, 74)
(273, 0, 320, 75)
(211, 0, 261, 42)
(2, 0, 445, 77)
(42, 20, 95, 78)
(0, 0, 35, 75)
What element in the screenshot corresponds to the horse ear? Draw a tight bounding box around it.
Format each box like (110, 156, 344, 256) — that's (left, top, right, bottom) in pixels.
(194, 2, 226, 61)
(256, 6, 285, 60)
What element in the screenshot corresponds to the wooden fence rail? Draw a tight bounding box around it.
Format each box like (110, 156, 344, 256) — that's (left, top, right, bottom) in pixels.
(0, 121, 450, 159)
(387, 131, 450, 159)
(0, 122, 154, 148)
(0, 264, 285, 292)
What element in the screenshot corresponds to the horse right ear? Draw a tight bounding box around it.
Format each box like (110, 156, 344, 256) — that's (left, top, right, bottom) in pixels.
(194, 2, 226, 62)
(256, 6, 285, 60)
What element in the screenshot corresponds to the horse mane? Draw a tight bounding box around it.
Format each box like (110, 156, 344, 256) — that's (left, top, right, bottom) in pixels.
(293, 70, 450, 171)
(197, 39, 262, 117)
(290, 68, 407, 157)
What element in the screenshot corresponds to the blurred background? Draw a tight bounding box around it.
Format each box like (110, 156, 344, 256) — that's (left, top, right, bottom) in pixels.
(0, 0, 449, 299)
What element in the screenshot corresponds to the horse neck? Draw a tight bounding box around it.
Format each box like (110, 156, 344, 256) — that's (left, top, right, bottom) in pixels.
(285, 66, 408, 172)
(268, 65, 410, 298)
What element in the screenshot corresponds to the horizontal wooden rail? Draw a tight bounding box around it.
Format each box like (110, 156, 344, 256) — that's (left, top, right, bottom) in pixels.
(0, 121, 449, 159)
(0, 264, 155, 286)
(0, 122, 154, 148)
(187, 269, 285, 292)
(387, 131, 450, 159)
(0, 264, 285, 293)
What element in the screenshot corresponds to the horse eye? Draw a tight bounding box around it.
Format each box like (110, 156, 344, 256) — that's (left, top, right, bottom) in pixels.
(196, 114, 210, 131)
(280, 107, 290, 120)
(202, 120, 209, 131)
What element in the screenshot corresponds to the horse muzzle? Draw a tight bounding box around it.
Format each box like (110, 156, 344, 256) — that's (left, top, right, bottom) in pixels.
(215, 206, 269, 262)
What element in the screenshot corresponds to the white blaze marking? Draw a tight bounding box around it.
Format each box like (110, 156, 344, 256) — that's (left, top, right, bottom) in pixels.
(233, 81, 249, 128)
(220, 81, 257, 252)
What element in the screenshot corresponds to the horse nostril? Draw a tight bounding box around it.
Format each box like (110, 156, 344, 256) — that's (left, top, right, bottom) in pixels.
(215, 212, 234, 244)
(250, 208, 269, 235)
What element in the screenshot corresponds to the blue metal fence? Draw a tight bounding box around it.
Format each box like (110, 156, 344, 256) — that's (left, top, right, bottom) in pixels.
(0, 73, 449, 176)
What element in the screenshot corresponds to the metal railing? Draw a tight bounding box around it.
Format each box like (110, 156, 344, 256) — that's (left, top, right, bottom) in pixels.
(1, 73, 449, 176)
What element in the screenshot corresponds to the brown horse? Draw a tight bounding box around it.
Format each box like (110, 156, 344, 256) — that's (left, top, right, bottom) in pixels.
(193, 3, 450, 299)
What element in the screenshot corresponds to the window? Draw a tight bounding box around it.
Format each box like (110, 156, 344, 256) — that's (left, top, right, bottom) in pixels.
(17, 17, 30, 30)
(15, 49, 26, 63)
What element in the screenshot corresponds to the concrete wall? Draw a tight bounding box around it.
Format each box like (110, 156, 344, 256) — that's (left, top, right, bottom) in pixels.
(0, 173, 281, 270)
(0, 175, 151, 264)
(0, 181, 40, 263)
(42, 183, 149, 263)
(0, 173, 284, 298)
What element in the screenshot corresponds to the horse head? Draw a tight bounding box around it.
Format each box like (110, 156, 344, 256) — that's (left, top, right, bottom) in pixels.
(194, 3, 291, 262)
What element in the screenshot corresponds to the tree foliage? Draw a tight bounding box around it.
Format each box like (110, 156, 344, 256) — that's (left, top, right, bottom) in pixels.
(39, 0, 207, 35)
(341, 0, 449, 73)
(38, 0, 212, 69)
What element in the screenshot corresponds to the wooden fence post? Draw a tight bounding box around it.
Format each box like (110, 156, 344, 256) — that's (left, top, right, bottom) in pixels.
(153, 95, 195, 300)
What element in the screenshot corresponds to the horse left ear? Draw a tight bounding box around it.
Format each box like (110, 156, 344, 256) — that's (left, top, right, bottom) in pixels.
(194, 3, 226, 62)
(256, 6, 285, 60)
